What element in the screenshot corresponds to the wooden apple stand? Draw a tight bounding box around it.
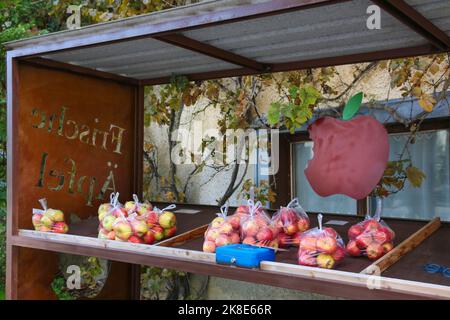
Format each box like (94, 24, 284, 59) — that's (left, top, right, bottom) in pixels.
(5, 0, 450, 299)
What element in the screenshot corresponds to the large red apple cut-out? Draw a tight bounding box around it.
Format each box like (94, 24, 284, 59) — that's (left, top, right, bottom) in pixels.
(305, 116, 389, 200)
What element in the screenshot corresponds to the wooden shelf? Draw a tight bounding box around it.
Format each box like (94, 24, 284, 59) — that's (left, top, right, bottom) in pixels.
(11, 204, 450, 299)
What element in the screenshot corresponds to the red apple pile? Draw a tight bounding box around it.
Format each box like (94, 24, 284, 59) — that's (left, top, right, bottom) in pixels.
(346, 218, 395, 261)
(97, 193, 177, 244)
(32, 198, 69, 234)
(298, 214, 346, 269)
(272, 198, 310, 248)
(203, 204, 241, 253)
(239, 200, 279, 250)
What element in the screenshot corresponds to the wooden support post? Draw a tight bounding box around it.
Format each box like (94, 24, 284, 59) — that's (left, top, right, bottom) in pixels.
(361, 217, 441, 275)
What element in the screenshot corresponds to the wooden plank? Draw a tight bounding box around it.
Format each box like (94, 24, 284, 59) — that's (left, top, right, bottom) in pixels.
(20, 57, 140, 85)
(140, 44, 440, 86)
(17, 229, 216, 263)
(361, 217, 442, 275)
(156, 224, 208, 247)
(154, 34, 269, 71)
(13, 231, 449, 300)
(260, 261, 450, 300)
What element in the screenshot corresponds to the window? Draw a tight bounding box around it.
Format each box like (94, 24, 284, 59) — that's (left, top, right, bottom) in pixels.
(381, 130, 450, 221)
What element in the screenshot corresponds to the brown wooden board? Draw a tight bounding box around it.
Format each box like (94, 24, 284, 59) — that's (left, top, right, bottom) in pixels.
(382, 223, 450, 287)
(7, 63, 139, 299)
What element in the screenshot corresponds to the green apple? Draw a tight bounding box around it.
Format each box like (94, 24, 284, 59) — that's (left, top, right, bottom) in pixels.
(46, 209, 65, 222)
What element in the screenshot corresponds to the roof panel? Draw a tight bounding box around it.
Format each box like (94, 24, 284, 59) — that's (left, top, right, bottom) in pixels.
(9, 0, 447, 84)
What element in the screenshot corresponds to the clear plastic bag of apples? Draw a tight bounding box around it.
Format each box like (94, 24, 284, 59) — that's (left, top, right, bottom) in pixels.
(203, 203, 241, 253)
(32, 198, 69, 234)
(240, 200, 279, 249)
(97, 192, 177, 244)
(346, 198, 395, 260)
(298, 214, 346, 269)
(272, 198, 310, 248)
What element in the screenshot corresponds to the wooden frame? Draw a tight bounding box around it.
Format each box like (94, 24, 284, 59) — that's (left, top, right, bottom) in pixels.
(5, 0, 450, 300)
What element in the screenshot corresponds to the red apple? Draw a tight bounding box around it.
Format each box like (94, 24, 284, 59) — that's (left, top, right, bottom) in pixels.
(316, 253, 335, 269)
(372, 229, 389, 244)
(130, 218, 148, 237)
(163, 226, 177, 238)
(323, 227, 338, 238)
(283, 223, 299, 236)
(348, 224, 364, 239)
(356, 233, 373, 249)
(299, 236, 317, 251)
(146, 211, 159, 227)
(305, 116, 389, 200)
(128, 235, 144, 244)
(364, 219, 381, 232)
(107, 231, 116, 240)
(382, 242, 394, 254)
(346, 240, 361, 256)
(242, 220, 259, 237)
(152, 226, 164, 241)
(332, 246, 346, 262)
(256, 227, 273, 242)
(228, 215, 241, 230)
(230, 232, 240, 244)
(366, 243, 384, 260)
(298, 251, 317, 267)
(52, 222, 69, 234)
(280, 208, 297, 224)
(143, 230, 155, 244)
(380, 226, 395, 242)
(235, 205, 249, 216)
(297, 218, 310, 232)
(316, 236, 338, 254)
(203, 240, 216, 253)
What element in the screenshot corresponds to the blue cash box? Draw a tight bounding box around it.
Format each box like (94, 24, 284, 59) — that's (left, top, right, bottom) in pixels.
(215, 244, 276, 268)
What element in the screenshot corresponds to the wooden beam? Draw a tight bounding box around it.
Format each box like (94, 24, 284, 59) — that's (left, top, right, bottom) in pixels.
(372, 0, 450, 50)
(19, 57, 141, 86)
(140, 44, 440, 86)
(156, 224, 208, 247)
(361, 217, 442, 275)
(12, 231, 450, 299)
(154, 34, 270, 72)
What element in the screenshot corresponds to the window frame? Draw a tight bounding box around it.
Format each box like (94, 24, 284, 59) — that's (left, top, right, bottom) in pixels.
(272, 116, 450, 218)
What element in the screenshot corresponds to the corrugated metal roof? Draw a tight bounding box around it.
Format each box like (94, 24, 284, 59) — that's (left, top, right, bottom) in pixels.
(5, 0, 450, 84)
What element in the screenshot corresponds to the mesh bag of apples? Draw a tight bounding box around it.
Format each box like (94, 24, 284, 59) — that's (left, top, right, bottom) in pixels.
(272, 198, 310, 248)
(32, 198, 69, 234)
(98, 193, 177, 244)
(240, 200, 279, 249)
(346, 199, 395, 260)
(203, 204, 241, 253)
(298, 214, 346, 269)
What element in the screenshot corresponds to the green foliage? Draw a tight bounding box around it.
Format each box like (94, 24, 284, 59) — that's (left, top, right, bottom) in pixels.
(268, 85, 321, 133)
(51, 276, 76, 300)
(0, 285, 4, 300)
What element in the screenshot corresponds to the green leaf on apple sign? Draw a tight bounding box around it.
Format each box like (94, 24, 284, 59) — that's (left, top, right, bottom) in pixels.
(343, 92, 363, 120)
